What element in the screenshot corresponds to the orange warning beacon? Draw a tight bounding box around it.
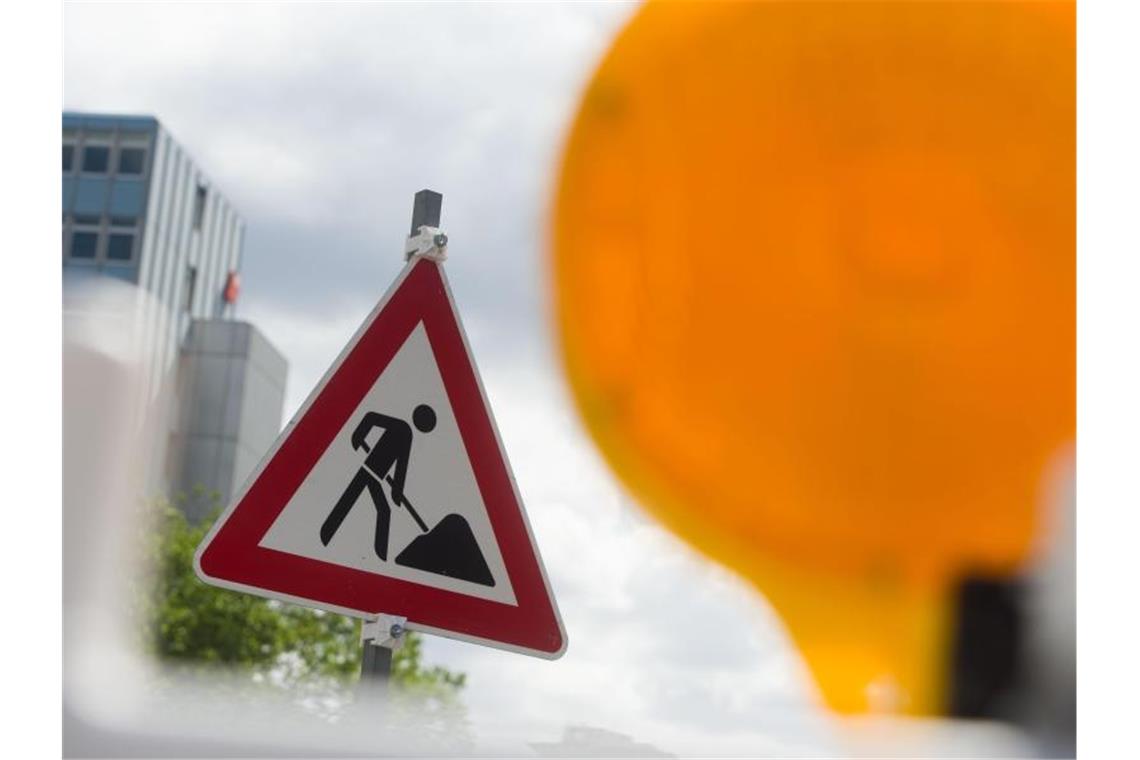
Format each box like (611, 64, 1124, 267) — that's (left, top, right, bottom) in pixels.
(551, 0, 1073, 714)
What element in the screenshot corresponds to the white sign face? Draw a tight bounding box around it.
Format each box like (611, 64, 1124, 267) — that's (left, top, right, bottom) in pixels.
(259, 322, 517, 605)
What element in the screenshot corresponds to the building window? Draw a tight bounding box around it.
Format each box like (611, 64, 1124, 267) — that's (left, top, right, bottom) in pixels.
(117, 147, 146, 176)
(193, 183, 208, 231)
(70, 231, 99, 259)
(106, 216, 137, 263)
(184, 265, 198, 312)
(74, 214, 101, 226)
(106, 233, 135, 261)
(63, 144, 75, 172)
(82, 145, 110, 174)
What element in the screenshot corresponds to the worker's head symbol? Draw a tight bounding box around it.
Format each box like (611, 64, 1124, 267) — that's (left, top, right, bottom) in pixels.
(413, 404, 437, 433)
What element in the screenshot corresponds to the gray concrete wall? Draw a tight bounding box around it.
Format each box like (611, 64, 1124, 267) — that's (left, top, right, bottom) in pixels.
(173, 319, 287, 521)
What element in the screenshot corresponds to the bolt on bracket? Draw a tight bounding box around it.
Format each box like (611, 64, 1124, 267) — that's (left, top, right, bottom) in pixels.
(361, 613, 408, 651)
(404, 225, 448, 262)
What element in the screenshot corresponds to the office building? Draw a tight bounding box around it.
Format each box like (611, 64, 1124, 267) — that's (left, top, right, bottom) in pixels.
(62, 111, 287, 507)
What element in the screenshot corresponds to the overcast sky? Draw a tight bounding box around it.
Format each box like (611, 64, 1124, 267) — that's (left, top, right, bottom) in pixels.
(64, 3, 836, 754)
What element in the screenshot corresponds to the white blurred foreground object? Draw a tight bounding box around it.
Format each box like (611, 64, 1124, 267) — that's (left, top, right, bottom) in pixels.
(63, 278, 171, 747)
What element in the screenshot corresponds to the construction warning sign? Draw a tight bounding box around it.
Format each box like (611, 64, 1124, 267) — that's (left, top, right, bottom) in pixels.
(194, 256, 567, 659)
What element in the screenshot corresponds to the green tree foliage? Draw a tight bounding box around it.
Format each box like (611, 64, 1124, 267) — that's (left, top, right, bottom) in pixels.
(136, 492, 466, 696)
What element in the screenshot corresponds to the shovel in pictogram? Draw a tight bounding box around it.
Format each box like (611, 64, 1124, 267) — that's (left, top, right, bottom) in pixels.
(385, 475, 495, 587)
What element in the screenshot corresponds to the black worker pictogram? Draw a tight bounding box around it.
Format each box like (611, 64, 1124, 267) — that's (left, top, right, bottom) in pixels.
(319, 404, 494, 586)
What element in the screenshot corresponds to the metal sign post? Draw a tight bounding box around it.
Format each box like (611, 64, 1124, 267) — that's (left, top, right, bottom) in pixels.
(358, 189, 446, 691)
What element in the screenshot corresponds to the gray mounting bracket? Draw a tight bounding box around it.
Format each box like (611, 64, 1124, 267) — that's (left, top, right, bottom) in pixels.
(404, 225, 448, 262)
(361, 613, 408, 651)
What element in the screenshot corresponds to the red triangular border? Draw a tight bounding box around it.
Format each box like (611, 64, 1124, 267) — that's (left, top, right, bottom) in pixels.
(195, 257, 566, 658)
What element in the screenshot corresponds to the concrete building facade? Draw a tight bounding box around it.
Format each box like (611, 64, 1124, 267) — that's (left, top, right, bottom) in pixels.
(175, 320, 287, 519)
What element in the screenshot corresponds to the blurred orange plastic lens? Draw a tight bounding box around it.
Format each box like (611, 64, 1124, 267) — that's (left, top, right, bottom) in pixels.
(552, 0, 1073, 714)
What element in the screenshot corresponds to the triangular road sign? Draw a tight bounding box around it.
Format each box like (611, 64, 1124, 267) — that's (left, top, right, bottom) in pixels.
(194, 256, 567, 659)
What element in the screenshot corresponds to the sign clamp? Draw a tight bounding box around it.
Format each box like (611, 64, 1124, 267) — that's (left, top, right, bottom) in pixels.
(361, 613, 408, 651)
